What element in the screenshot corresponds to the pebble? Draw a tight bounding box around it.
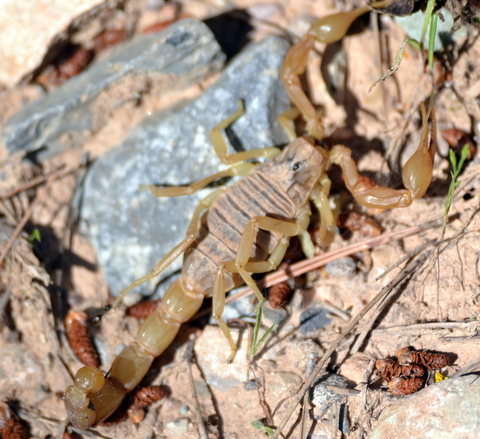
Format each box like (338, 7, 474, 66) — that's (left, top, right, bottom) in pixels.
(371, 374, 480, 439)
(299, 306, 332, 336)
(324, 256, 356, 277)
(80, 35, 291, 299)
(194, 326, 249, 391)
(3, 18, 225, 159)
(395, 7, 467, 51)
(311, 374, 349, 418)
(165, 418, 190, 436)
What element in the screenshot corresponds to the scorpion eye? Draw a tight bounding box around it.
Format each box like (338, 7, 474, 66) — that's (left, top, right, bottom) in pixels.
(292, 162, 301, 171)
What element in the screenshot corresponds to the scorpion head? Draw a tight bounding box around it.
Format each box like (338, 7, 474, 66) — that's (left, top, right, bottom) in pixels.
(263, 137, 327, 207)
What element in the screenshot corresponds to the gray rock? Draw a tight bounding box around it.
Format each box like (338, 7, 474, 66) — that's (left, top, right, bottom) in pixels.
(3, 18, 225, 159)
(371, 374, 480, 439)
(300, 306, 332, 336)
(324, 256, 356, 277)
(311, 374, 349, 418)
(80, 35, 291, 299)
(166, 418, 190, 436)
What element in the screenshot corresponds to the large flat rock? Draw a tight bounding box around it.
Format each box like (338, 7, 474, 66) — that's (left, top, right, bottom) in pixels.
(3, 18, 225, 159)
(80, 35, 291, 300)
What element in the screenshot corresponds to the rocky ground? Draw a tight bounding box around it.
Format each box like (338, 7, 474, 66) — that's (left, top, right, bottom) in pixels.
(0, 1, 480, 438)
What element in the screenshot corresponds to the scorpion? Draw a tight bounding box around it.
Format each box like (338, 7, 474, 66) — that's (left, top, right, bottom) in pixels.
(64, 3, 437, 429)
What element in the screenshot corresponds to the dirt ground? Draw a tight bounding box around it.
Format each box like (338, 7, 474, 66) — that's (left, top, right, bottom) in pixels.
(1, 1, 480, 438)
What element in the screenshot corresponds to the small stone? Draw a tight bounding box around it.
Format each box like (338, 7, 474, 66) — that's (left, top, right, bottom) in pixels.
(324, 257, 356, 277)
(311, 374, 349, 418)
(166, 418, 190, 436)
(299, 306, 332, 336)
(262, 303, 289, 326)
(3, 18, 225, 159)
(395, 8, 467, 51)
(371, 374, 480, 439)
(194, 326, 249, 391)
(193, 380, 211, 400)
(338, 353, 372, 386)
(80, 35, 290, 298)
(244, 379, 261, 390)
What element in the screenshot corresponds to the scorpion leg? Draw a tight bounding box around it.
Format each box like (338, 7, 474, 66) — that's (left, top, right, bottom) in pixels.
(210, 99, 281, 164)
(112, 189, 223, 308)
(140, 162, 256, 197)
(141, 100, 281, 198)
(311, 173, 338, 247)
(277, 107, 301, 142)
(281, 34, 324, 140)
(224, 213, 311, 302)
(329, 103, 436, 209)
(212, 265, 239, 363)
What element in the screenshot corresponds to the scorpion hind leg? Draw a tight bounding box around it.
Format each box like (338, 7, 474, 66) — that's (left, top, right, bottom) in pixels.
(216, 215, 309, 362)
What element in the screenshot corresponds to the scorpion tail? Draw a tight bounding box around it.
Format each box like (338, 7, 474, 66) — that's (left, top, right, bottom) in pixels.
(64, 279, 204, 428)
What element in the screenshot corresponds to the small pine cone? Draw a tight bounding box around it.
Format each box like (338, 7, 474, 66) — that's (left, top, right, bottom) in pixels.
(93, 29, 127, 53)
(126, 299, 162, 319)
(65, 310, 99, 367)
(268, 281, 293, 309)
(375, 359, 426, 382)
(127, 386, 166, 424)
(389, 376, 424, 396)
(396, 347, 450, 370)
(130, 386, 166, 409)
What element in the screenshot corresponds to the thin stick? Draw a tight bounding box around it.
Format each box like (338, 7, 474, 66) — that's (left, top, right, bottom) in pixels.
(375, 238, 436, 281)
(351, 250, 432, 354)
(185, 340, 208, 439)
(0, 165, 68, 199)
(271, 252, 428, 439)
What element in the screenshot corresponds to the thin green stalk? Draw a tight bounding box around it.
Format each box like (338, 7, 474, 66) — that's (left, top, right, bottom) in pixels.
(443, 144, 470, 231)
(250, 298, 276, 358)
(428, 12, 438, 73)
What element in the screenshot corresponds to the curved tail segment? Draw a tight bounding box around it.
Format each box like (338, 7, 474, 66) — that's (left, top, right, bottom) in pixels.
(64, 279, 204, 428)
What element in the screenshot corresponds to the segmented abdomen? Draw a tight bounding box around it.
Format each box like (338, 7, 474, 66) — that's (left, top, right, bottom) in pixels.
(182, 168, 297, 296)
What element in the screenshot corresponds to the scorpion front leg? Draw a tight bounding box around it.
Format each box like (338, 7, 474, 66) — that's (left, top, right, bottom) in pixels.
(141, 100, 281, 198)
(330, 103, 437, 209)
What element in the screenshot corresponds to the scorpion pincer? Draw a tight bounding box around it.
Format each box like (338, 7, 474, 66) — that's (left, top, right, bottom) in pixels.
(65, 4, 437, 429)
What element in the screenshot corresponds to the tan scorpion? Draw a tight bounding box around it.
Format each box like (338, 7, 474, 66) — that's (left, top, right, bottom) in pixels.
(64, 3, 437, 429)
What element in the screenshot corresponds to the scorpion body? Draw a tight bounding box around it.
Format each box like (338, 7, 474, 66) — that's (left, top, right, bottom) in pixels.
(65, 3, 437, 430)
(65, 137, 330, 428)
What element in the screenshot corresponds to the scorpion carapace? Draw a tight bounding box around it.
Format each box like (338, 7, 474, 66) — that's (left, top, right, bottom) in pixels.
(65, 4, 438, 429)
